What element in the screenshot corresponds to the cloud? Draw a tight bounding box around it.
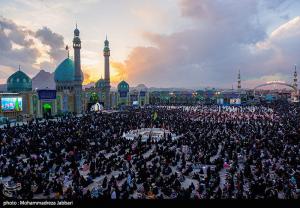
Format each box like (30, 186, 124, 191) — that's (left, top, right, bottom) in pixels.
(243, 73, 290, 89)
(35, 27, 66, 64)
(261, 0, 290, 10)
(110, 61, 128, 84)
(1, 0, 299, 89)
(0, 16, 34, 47)
(0, 16, 40, 76)
(112, 0, 299, 88)
(82, 70, 92, 85)
(81, 65, 104, 85)
(0, 16, 67, 83)
(247, 16, 300, 82)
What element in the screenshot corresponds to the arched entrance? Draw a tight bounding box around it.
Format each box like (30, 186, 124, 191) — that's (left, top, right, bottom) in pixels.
(253, 81, 297, 95)
(253, 81, 298, 102)
(89, 92, 99, 104)
(43, 103, 52, 118)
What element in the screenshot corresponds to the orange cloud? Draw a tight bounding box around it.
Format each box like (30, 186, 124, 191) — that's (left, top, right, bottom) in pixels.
(82, 66, 98, 85)
(82, 62, 129, 86)
(110, 61, 128, 84)
(109, 46, 164, 87)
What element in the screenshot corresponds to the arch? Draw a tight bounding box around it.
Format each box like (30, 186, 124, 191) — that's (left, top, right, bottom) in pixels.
(90, 92, 99, 104)
(253, 81, 297, 96)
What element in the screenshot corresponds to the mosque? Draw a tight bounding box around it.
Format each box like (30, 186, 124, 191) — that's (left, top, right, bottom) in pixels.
(0, 26, 149, 119)
(2, 26, 297, 120)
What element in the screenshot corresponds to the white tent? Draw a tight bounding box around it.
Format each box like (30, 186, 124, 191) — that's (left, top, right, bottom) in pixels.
(90, 103, 103, 112)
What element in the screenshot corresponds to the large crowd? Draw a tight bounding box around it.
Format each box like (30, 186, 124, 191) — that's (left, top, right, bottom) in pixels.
(0, 101, 299, 199)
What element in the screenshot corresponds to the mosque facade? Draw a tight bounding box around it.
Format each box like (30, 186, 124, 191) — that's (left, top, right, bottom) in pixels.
(0, 26, 149, 120)
(0, 23, 297, 120)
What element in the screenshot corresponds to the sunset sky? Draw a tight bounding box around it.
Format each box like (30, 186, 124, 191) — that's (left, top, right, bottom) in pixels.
(0, 0, 300, 88)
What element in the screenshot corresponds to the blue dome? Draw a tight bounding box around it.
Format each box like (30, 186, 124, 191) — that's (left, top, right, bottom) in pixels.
(54, 58, 75, 82)
(7, 70, 32, 92)
(118, 80, 129, 91)
(95, 78, 106, 89)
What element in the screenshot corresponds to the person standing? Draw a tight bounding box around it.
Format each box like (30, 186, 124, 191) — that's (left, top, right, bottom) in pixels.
(111, 188, 117, 199)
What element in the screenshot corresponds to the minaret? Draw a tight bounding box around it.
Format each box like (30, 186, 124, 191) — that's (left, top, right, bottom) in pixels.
(73, 24, 82, 82)
(237, 70, 241, 90)
(103, 35, 111, 109)
(73, 24, 83, 114)
(293, 65, 298, 89)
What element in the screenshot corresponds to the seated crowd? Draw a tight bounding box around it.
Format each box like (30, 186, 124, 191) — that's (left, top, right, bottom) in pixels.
(0, 101, 299, 199)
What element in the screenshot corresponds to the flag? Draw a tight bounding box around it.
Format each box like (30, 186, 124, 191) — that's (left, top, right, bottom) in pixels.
(91, 187, 99, 198)
(153, 112, 158, 121)
(15, 99, 20, 111)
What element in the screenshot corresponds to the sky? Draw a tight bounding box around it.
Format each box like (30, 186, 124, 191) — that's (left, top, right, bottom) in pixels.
(0, 0, 300, 89)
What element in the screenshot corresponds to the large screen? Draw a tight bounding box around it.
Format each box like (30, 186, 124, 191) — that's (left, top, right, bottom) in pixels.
(1, 97, 23, 112)
(230, 98, 241, 105)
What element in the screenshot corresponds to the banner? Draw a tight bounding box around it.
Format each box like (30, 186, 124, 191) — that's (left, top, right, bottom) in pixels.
(119, 91, 128, 98)
(153, 112, 158, 120)
(140, 91, 146, 97)
(38, 90, 56, 100)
